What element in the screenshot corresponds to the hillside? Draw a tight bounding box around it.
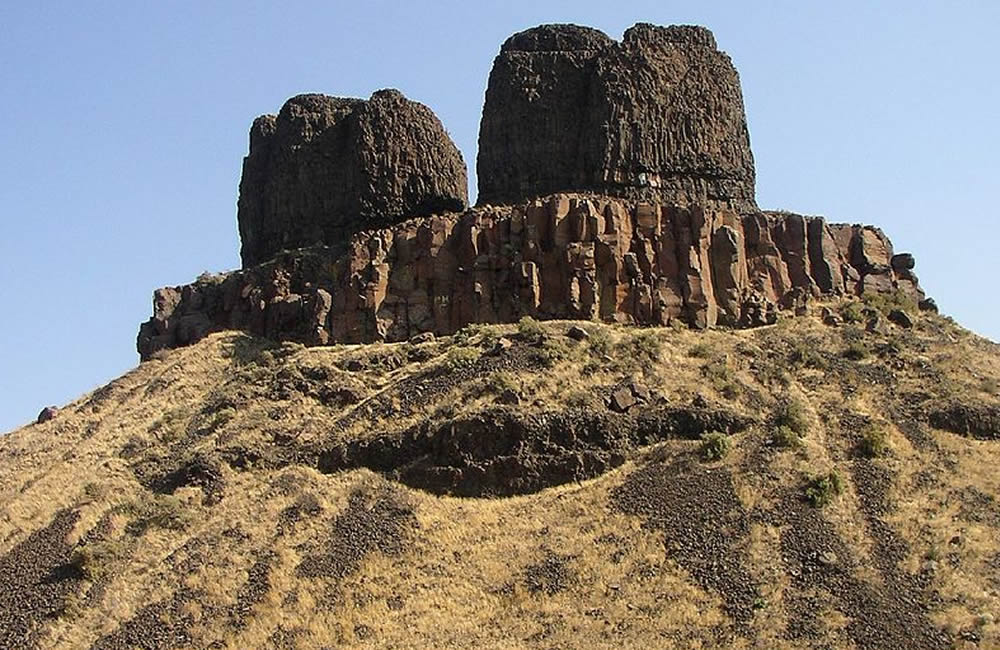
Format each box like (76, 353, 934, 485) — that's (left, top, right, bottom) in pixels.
(3, 299, 999, 649)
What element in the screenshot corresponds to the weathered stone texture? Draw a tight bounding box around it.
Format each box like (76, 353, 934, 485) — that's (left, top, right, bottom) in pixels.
(237, 89, 468, 267)
(477, 23, 756, 211)
(138, 195, 923, 359)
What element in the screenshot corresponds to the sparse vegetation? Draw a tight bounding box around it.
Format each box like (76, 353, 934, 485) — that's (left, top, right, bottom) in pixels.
(699, 432, 730, 461)
(805, 472, 844, 507)
(789, 340, 826, 369)
(862, 289, 918, 316)
(774, 396, 810, 436)
(516, 316, 546, 344)
(70, 539, 129, 580)
(772, 424, 803, 449)
(3, 305, 1000, 648)
(859, 424, 890, 458)
(443, 346, 481, 372)
(688, 342, 713, 359)
(841, 301, 865, 324)
(148, 405, 194, 442)
(843, 341, 870, 361)
(126, 494, 195, 534)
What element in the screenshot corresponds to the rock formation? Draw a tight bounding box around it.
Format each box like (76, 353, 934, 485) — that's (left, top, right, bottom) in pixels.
(137, 194, 924, 359)
(476, 24, 756, 211)
(137, 22, 930, 359)
(237, 89, 468, 267)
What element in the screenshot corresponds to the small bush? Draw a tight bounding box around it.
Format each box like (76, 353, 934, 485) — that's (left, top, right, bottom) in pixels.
(840, 302, 865, 324)
(484, 371, 520, 396)
(789, 341, 826, 370)
(862, 290, 918, 316)
(202, 407, 236, 434)
(858, 424, 889, 458)
(83, 482, 108, 501)
(774, 397, 810, 436)
(148, 405, 194, 442)
(517, 316, 546, 344)
(805, 472, 844, 507)
(587, 328, 612, 358)
(443, 346, 480, 372)
(843, 342, 869, 361)
(699, 432, 731, 461)
(453, 323, 503, 348)
(532, 337, 570, 368)
(772, 425, 803, 449)
(126, 494, 195, 535)
(70, 540, 128, 580)
(614, 329, 663, 370)
(688, 342, 714, 359)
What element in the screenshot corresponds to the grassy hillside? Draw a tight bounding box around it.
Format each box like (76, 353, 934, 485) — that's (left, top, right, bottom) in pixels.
(2, 298, 999, 649)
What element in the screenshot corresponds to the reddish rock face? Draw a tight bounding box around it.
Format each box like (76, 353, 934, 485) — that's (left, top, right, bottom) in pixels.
(237, 89, 468, 267)
(138, 194, 923, 359)
(477, 23, 756, 211)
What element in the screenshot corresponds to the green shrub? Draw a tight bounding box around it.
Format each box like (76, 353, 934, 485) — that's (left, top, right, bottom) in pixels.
(805, 472, 844, 507)
(858, 424, 889, 458)
(453, 323, 503, 348)
(587, 328, 612, 358)
(70, 540, 128, 580)
(772, 425, 803, 449)
(789, 341, 826, 369)
(443, 346, 481, 372)
(843, 342, 869, 361)
(484, 371, 520, 395)
(126, 494, 195, 535)
(699, 432, 731, 461)
(774, 397, 810, 436)
(83, 482, 108, 501)
(688, 342, 714, 359)
(840, 302, 865, 324)
(148, 405, 194, 442)
(862, 290, 917, 316)
(516, 316, 546, 344)
(532, 337, 570, 368)
(614, 329, 663, 370)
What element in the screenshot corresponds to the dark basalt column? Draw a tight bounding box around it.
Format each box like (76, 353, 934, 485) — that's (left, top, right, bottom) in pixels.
(477, 23, 757, 212)
(237, 89, 468, 267)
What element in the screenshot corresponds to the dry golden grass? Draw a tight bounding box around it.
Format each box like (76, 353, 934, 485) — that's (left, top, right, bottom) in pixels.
(1, 303, 999, 648)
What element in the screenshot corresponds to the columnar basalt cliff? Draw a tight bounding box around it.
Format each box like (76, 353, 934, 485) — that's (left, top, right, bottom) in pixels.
(237, 89, 468, 267)
(137, 194, 924, 359)
(137, 22, 929, 359)
(476, 23, 756, 211)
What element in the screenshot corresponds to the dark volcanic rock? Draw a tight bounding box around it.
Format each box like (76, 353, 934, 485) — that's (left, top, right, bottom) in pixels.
(477, 23, 756, 211)
(138, 195, 928, 359)
(237, 89, 468, 267)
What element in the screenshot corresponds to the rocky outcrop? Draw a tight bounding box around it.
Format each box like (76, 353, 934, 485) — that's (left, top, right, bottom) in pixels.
(237, 90, 468, 267)
(138, 194, 924, 359)
(477, 23, 756, 211)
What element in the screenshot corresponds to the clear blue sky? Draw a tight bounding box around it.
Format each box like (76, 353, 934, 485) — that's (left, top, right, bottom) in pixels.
(2, 1, 998, 432)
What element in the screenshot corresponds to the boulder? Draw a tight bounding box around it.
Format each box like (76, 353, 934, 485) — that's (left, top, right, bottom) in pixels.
(237, 90, 467, 267)
(36, 406, 57, 424)
(567, 325, 590, 341)
(888, 309, 914, 329)
(477, 23, 756, 212)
